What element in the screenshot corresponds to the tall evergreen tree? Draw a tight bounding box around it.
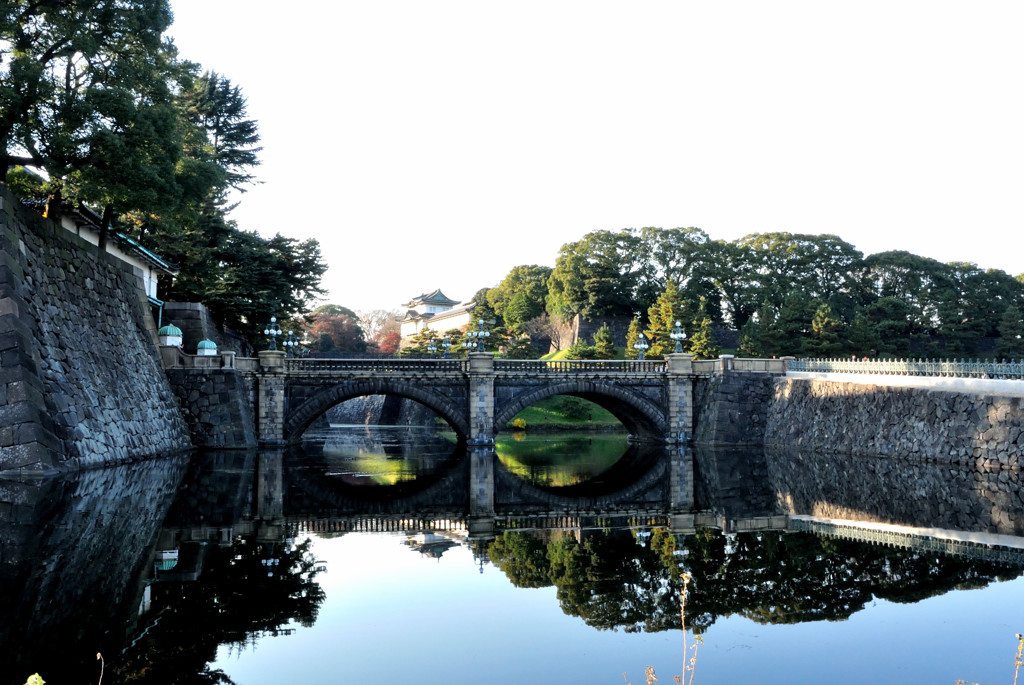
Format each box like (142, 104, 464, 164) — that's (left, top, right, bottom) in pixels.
(593, 323, 617, 359)
(847, 312, 879, 358)
(625, 317, 644, 360)
(646, 280, 687, 359)
(775, 293, 815, 356)
(738, 318, 763, 357)
(805, 302, 844, 357)
(687, 297, 720, 360)
(996, 305, 1024, 359)
(178, 70, 262, 191)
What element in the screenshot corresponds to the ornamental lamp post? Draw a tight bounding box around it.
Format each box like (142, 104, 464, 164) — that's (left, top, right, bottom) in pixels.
(427, 338, 438, 358)
(441, 335, 452, 358)
(633, 331, 649, 360)
(463, 319, 491, 354)
(263, 317, 282, 350)
(670, 320, 686, 353)
(283, 330, 301, 357)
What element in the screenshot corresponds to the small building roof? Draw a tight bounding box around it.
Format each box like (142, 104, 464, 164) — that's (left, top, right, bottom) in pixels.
(402, 288, 460, 308)
(21, 197, 179, 277)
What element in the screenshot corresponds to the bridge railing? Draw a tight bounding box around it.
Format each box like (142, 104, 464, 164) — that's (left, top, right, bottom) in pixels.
(284, 358, 468, 373)
(494, 359, 667, 374)
(790, 357, 1024, 379)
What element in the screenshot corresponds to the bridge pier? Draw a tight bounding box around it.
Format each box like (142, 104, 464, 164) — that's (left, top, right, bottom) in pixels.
(257, 351, 287, 445)
(467, 353, 496, 445)
(665, 353, 694, 443)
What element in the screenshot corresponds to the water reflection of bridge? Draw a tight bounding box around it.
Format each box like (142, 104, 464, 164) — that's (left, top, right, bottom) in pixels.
(158, 441, 1024, 559)
(162, 511, 1024, 568)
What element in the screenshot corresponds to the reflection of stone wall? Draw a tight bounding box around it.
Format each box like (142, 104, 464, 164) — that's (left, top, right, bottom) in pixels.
(0, 187, 191, 471)
(766, 446, 1024, 535)
(693, 445, 775, 518)
(765, 378, 1024, 467)
(0, 456, 190, 678)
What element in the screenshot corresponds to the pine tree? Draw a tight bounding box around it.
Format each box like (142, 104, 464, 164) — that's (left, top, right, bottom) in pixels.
(646, 280, 687, 359)
(687, 297, 720, 360)
(401, 328, 438, 357)
(503, 336, 540, 359)
(806, 302, 844, 357)
(775, 293, 814, 357)
(996, 305, 1024, 359)
(593, 323, 617, 359)
(625, 317, 644, 360)
(847, 312, 879, 359)
(739, 318, 763, 357)
(750, 300, 782, 357)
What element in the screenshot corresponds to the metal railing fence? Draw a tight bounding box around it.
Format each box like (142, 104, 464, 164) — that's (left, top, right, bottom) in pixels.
(284, 358, 468, 373)
(493, 359, 666, 374)
(790, 357, 1024, 380)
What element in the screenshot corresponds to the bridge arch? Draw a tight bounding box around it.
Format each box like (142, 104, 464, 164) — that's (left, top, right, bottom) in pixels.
(494, 380, 669, 442)
(283, 379, 470, 442)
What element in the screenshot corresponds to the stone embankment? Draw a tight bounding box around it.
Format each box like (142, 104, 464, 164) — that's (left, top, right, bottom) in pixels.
(164, 368, 256, 448)
(692, 372, 779, 445)
(764, 378, 1023, 469)
(0, 186, 191, 471)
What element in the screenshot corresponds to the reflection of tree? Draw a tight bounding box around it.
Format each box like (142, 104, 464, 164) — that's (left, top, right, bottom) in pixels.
(488, 531, 550, 588)
(114, 537, 326, 683)
(487, 528, 1024, 635)
(488, 530, 684, 632)
(684, 531, 1024, 633)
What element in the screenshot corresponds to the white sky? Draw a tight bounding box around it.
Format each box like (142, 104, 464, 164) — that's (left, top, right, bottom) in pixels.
(167, 1, 1024, 313)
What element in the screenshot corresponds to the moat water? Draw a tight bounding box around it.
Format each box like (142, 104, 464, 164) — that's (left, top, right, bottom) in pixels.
(2, 426, 1023, 684)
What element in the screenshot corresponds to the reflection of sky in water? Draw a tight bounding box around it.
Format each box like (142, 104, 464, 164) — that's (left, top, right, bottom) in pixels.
(214, 533, 1024, 685)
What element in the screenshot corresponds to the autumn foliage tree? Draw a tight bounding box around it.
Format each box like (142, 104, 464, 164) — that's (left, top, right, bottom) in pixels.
(306, 305, 366, 357)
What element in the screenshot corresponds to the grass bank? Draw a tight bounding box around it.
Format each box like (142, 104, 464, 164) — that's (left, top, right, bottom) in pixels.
(506, 396, 624, 431)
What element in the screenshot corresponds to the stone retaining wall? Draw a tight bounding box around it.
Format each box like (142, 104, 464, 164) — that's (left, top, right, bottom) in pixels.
(692, 371, 780, 444)
(765, 378, 1024, 468)
(165, 368, 257, 448)
(162, 301, 252, 356)
(0, 186, 191, 471)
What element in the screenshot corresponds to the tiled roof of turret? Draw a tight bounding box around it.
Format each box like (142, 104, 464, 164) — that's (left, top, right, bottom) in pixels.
(402, 288, 460, 308)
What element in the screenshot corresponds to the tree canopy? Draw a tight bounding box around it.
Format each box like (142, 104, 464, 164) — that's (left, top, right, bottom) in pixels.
(2, 1, 327, 345)
(533, 226, 1024, 359)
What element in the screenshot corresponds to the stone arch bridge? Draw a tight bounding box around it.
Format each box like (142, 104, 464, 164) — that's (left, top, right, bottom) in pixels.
(247, 352, 702, 446)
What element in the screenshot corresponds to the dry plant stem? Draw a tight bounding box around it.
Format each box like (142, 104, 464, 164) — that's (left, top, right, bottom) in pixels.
(1013, 634, 1023, 685)
(680, 574, 688, 682)
(680, 573, 700, 685)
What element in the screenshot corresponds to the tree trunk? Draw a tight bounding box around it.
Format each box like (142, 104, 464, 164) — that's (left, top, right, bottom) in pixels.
(44, 187, 63, 222)
(98, 203, 114, 251)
